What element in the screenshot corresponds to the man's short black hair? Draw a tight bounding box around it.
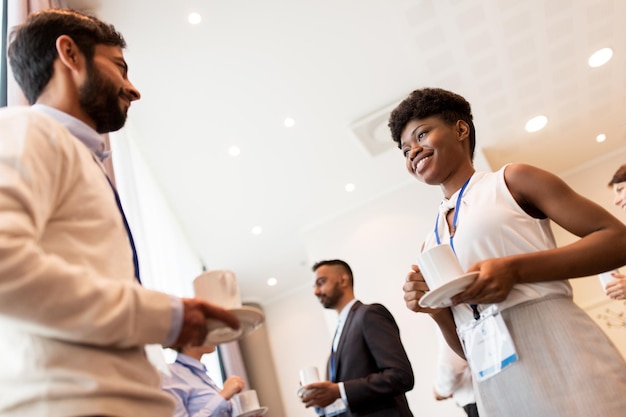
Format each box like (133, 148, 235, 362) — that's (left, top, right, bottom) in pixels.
(312, 259, 353, 287)
(8, 8, 126, 104)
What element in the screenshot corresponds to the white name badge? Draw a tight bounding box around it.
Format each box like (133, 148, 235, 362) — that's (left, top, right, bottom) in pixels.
(324, 399, 348, 416)
(457, 304, 518, 381)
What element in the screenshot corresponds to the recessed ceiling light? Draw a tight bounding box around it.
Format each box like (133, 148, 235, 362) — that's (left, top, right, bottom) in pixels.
(588, 47, 613, 68)
(188, 12, 202, 25)
(596, 133, 606, 143)
(267, 277, 278, 286)
(345, 183, 355, 192)
(284, 117, 295, 127)
(525, 115, 547, 133)
(228, 146, 240, 157)
(251, 226, 262, 235)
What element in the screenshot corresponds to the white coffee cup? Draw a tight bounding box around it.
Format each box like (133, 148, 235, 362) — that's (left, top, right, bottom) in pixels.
(598, 269, 619, 291)
(416, 244, 464, 290)
(297, 366, 320, 398)
(232, 390, 261, 415)
(298, 366, 320, 386)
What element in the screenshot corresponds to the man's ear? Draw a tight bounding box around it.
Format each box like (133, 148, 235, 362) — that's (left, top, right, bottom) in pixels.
(340, 274, 349, 287)
(56, 35, 82, 71)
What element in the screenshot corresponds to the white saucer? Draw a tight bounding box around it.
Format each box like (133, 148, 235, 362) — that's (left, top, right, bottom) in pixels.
(419, 272, 478, 308)
(236, 406, 268, 417)
(204, 306, 265, 344)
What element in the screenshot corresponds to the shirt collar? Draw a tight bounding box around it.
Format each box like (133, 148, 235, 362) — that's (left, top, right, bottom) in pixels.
(32, 104, 111, 161)
(332, 298, 357, 352)
(175, 353, 207, 372)
(337, 298, 357, 324)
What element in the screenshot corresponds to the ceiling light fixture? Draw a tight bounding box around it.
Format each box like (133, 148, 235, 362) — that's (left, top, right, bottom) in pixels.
(188, 12, 202, 25)
(251, 226, 262, 235)
(228, 146, 240, 157)
(284, 117, 295, 127)
(588, 47, 613, 68)
(345, 183, 355, 192)
(525, 115, 548, 133)
(267, 277, 277, 286)
(596, 133, 606, 143)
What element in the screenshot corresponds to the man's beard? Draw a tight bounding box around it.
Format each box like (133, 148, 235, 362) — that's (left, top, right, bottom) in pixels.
(79, 62, 127, 133)
(320, 285, 342, 309)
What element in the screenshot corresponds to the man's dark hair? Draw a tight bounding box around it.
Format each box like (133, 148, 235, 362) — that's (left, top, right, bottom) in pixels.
(388, 87, 476, 160)
(8, 8, 126, 104)
(312, 259, 354, 287)
(609, 164, 626, 186)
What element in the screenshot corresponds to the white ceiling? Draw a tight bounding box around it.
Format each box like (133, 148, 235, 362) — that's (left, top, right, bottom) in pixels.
(75, 0, 625, 303)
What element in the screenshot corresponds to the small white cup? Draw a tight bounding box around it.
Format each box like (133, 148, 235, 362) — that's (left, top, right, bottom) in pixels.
(416, 244, 464, 290)
(298, 366, 320, 386)
(297, 366, 320, 398)
(232, 390, 261, 414)
(598, 269, 619, 291)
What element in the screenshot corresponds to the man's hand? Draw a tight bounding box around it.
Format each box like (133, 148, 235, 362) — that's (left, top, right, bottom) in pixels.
(433, 387, 452, 401)
(220, 375, 245, 400)
(300, 381, 340, 408)
(169, 298, 239, 348)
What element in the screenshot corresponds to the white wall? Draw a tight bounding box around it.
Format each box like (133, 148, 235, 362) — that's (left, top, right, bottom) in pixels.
(263, 148, 626, 417)
(264, 286, 332, 417)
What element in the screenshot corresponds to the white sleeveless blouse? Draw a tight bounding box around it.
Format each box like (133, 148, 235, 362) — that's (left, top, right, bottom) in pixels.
(422, 164, 572, 325)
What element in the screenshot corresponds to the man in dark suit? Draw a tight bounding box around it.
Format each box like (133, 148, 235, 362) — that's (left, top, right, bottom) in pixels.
(301, 259, 414, 417)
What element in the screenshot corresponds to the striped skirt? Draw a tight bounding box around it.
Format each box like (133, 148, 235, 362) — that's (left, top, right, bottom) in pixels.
(474, 295, 626, 417)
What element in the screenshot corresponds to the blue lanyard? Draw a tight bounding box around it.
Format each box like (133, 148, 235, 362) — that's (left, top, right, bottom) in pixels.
(104, 170, 141, 284)
(330, 325, 339, 382)
(434, 176, 471, 252)
(432, 175, 480, 319)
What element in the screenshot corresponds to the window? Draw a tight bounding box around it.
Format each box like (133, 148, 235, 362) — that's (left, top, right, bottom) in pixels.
(1, 0, 7, 107)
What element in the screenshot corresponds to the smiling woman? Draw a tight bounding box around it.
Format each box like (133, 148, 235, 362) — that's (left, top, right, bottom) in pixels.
(391, 87, 626, 417)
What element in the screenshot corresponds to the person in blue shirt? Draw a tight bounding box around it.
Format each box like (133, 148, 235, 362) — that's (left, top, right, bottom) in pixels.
(162, 344, 245, 417)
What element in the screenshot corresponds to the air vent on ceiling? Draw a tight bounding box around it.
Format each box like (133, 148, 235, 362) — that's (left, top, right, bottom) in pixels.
(350, 101, 400, 157)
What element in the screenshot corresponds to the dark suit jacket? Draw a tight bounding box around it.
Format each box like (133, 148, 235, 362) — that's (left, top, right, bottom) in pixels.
(330, 301, 414, 417)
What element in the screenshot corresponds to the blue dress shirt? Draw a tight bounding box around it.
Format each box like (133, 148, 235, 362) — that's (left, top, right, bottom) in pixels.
(162, 353, 232, 417)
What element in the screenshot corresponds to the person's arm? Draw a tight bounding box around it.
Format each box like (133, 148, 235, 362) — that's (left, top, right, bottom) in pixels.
(433, 328, 468, 400)
(161, 366, 234, 417)
(302, 305, 415, 410)
(401, 240, 464, 355)
(0, 114, 172, 347)
(341, 304, 414, 406)
(172, 299, 239, 349)
(403, 264, 464, 357)
(0, 110, 238, 349)
(301, 381, 341, 408)
(160, 382, 193, 417)
(452, 163, 626, 306)
(219, 376, 245, 400)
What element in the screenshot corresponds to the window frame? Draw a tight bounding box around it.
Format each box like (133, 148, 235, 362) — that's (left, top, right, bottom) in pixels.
(0, 0, 7, 107)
